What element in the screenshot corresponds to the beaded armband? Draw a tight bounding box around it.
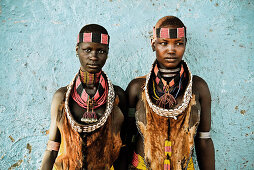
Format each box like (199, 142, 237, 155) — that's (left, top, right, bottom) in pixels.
(46, 140, 60, 151)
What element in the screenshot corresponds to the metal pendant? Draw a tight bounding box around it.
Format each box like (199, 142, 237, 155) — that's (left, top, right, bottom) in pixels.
(81, 98, 98, 123)
(81, 111, 98, 123)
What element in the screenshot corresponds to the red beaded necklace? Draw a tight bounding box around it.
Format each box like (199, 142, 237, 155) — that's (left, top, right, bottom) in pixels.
(71, 70, 108, 123)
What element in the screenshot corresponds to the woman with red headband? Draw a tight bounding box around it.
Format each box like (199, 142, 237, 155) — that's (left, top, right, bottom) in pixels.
(41, 24, 127, 170)
(126, 16, 215, 169)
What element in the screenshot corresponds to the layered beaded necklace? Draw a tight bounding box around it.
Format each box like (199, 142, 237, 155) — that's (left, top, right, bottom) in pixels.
(65, 71, 115, 133)
(151, 62, 185, 108)
(71, 69, 108, 123)
(144, 60, 192, 119)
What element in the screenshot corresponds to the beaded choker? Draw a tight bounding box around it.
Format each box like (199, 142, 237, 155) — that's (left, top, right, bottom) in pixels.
(65, 71, 115, 133)
(71, 71, 108, 123)
(79, 69, 101, 85)
(144, 60, 192, 119)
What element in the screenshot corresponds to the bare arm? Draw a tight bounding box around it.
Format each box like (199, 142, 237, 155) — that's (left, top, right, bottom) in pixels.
(194, 76, 215, 170)
(124, 78, 145, 166)
(41, 88, 65, 170)
(112, 85, 128, 170)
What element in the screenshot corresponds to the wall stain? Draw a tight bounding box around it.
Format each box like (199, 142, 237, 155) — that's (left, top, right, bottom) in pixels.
(26, 143, 32, 154)
(8, 160, 23, 170)
(235, 106, 238, 110)
(42, 129, 49, 135)
(239, 44, 245, 48)
(14, 20, 27, 24)
(209, 29, 213, 32)
(240, 110, 246, 115)
(215, 3, 219, 7)
(9, 135, 15, 142)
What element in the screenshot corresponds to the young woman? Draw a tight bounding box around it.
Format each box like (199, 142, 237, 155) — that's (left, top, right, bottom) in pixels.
(126, 16, 215, 170)
(41, 24, 127, 170)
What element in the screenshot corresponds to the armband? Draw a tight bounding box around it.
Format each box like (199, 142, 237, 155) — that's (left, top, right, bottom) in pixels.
(198, 132, 211, 139)
(46, 140, 60, 151)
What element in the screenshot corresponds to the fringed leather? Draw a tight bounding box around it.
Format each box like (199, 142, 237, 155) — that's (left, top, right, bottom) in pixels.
(54, 97, 122, 169)
(137, 91, 199, 169)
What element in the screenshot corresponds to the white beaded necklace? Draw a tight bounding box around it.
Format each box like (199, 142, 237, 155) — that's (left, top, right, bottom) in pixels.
(65, 72, 115, 133)
(144, 60, 192, 119)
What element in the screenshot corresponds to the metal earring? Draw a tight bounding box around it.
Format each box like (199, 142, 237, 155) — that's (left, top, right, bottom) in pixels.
(76, 53, 79, 57)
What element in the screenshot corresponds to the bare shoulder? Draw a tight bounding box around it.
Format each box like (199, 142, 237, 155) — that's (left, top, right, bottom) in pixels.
(126, 76, 146, 107)
(53, 87, 67, 101)
(113, 85, 127, 115)
(192, 75, 211, 98)
(113, 85, 125, 100)
(126, 77, 146, 97)
(193, 75, 211, 131)
(52, 87, 67, 106)
(51, 86, 67, 119)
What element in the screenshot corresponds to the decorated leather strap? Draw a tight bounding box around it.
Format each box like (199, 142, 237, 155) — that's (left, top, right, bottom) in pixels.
(153, 27, 186, 39)
(164, 140, 172, 170)
(77, 32, 110, 44)
(46, 140, 60, 151)
(132, 152, 147, 169)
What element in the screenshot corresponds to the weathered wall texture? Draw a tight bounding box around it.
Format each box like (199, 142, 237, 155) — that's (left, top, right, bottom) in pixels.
(0, 0, 253, 169)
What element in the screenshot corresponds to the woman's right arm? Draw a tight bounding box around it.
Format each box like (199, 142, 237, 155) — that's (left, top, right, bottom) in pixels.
(41, 89, 65, 170)
(125, 78, 145, 166)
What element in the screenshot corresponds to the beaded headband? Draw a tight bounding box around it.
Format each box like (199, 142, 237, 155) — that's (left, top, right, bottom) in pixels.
(153, 27, 186, 39)
(77, 32, 110, 44)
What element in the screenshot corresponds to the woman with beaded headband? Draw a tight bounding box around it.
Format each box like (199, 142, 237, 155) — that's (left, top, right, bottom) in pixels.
(41, 24, 127, 170)
(126, 16, 215, 169)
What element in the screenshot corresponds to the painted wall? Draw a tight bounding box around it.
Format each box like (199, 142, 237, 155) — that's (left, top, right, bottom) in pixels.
(0, 0, 253, 169)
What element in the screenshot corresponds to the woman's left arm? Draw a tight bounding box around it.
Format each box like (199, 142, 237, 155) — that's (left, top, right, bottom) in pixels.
(194, 76, 215, 170)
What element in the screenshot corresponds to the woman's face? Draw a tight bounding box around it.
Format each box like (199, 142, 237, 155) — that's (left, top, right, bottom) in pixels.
(153, 25, 186, 69)
(76, 42, 109, 73)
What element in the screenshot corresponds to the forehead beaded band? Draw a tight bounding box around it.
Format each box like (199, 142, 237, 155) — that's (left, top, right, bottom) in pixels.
(77, 32, 110, 44)
(153, 27, 186, 39)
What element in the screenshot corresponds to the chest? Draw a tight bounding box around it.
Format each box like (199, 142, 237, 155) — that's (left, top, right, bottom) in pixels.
(135, 90, 201, 132)
(69, 97, 106, 124)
